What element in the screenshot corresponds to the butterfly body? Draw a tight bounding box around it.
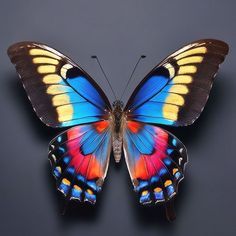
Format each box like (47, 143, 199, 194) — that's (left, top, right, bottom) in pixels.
(8, 39, 229, 219)
(111, 100, 125, 162)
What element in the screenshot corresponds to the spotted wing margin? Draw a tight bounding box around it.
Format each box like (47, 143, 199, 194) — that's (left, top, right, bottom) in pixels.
(48, 121, 112, 204)
(8, 42, 111, 128)
(123, 121, 187, 205)
(125, 39, 229, 126)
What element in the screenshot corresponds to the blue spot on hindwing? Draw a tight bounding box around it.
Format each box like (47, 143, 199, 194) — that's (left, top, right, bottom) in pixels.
(77, 175, 86, 183)
(53, 167, 61, 178)
(167, 148, 174, 155)
(159, 168, 167, 176)
(87, 181, 99, 192)
(84, 191, 96, 203)
(134, 180, 149, 192)
(172, 138, 177, 146)
(57, 136, 62, 142)
(163, 158, 171, 166)
(66, 167, 75, 174)
(59, 183, 70, 195)
(63, 156, 70, 164)
(166, 185, 175, 196)
(59, 146, 65, 153)
(174, 171, 182, 180)
(139, 191, 151, 204)
(154, 190, 164, 201)
(71, 187, 82, 200)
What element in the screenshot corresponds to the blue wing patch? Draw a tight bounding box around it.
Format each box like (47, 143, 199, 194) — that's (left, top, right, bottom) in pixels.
(7, 42, 111, 128)
(125, 39, 229, 126)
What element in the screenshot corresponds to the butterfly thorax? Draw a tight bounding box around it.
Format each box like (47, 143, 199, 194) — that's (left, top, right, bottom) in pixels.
(112, 100, 125, 163)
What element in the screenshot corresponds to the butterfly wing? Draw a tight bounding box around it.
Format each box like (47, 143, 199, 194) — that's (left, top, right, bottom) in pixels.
(125, 39, 229, 126)
(48, 120, 111, 203)
(8, 42, 111, 127)
(123, 39, 228, 210)
(8, 42, 113, 204)
(123, 121, 187, 204)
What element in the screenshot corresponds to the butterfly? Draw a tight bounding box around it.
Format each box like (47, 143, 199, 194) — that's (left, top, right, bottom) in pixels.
(8, 39, 228, 220)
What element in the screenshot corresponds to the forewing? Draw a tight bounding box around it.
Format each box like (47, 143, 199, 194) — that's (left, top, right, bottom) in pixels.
(8, 42, 111, 127)
(123, 121, 187, 204)
(125, 39, 229, 126)
(48, 121, 111, 203)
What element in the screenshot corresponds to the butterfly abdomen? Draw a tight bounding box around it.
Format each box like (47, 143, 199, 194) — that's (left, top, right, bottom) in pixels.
(112, 100, 125, 163)
(112, 135, 123, 163)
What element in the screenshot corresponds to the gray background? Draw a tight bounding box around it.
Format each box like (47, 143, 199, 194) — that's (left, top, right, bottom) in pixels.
(0, 0, 236, 235)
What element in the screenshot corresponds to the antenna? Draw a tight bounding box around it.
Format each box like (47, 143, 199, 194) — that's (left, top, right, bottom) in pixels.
(91, 55, 117, 100)
(120, 55, 146, 100)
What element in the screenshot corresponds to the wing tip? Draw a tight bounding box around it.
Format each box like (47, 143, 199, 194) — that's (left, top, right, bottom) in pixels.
(7, 41, 37, 56)
(192, 38, 229, 55)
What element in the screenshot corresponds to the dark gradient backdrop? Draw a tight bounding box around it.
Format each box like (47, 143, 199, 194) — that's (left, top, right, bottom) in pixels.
(0, 1, 236, 235)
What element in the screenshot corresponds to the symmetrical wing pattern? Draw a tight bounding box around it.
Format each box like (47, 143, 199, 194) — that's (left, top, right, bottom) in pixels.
(125, 39, 229, 126)
(8, 39, 229, 216)
(8, 42, 111, 127)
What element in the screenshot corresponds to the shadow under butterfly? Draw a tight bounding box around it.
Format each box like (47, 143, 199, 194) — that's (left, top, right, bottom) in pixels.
(7, 39, 229, 221)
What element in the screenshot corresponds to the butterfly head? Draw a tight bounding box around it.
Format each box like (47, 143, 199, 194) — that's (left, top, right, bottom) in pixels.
(112, 100, 124, 110)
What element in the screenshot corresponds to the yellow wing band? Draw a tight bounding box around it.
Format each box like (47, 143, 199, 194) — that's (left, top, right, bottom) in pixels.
(29, 48, 61, 60)
(175, 46, 207, 60)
